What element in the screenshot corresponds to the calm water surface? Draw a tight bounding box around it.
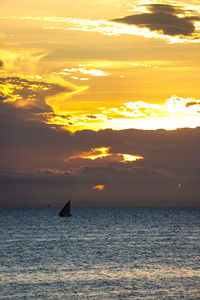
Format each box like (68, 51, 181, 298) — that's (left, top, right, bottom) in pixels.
(0, 207, 200, 299)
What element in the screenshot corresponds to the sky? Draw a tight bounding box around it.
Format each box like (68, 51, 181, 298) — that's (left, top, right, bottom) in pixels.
(0, 0, 200, 207)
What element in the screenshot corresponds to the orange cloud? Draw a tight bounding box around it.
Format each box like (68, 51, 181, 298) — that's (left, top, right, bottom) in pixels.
(93, 185, 105, 191)
(178, 183, 182, 192)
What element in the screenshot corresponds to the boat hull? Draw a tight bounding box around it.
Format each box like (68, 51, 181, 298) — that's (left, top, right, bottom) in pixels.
(59, 214, 72, 217)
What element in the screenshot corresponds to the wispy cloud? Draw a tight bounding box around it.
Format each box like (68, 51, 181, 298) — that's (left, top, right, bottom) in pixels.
(56, 65, 110, 80)
(0, 49, 47, 75)
(0, 48, 89, 117)
(43, 20, 200, 43)
(3, 10, 200, 43)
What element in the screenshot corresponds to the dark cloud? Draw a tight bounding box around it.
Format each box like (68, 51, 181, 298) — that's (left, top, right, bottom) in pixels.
(0, 60, 3, 68)
(185, 101, 200, 107)
(0, 162, 199, 207)
(112, 4, 200, 37)
(1, 91, 200, 207)
(1, 82, 200, 207)
(0, 94, 7, 101)
(0, 74, 76, 172)
(0, 76, 73, 113)
(0, 101, 74, 172)
(87, 114, 97, 119)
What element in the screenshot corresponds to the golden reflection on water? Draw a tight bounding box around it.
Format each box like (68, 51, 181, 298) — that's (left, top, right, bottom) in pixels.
(1, 266, 200, 299)
(2, 265, 200, 283)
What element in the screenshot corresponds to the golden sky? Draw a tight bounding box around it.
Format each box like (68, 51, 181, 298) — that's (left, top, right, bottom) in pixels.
(1, 0, 200, 206)
(1, 0, 200, 132)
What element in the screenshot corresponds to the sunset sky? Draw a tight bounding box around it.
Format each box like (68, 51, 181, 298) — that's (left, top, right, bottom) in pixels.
(1, 0, 200, 207)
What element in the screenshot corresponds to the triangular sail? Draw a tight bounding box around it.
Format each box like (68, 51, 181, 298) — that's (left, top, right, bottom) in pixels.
(59, 200, 72, 217)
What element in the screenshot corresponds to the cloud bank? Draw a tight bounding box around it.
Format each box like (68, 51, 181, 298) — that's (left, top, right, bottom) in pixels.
(1, 91, 200, 207)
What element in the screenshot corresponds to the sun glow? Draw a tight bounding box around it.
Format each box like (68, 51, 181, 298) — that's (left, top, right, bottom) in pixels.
(69, 147, 111, 160)
(122, 154, 143, 162)
(67, 147, 144, 163)
(44, 95, 200, 132)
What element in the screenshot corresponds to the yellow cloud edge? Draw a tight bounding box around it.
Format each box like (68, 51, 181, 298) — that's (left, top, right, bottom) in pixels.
(68, 147, 144, 163)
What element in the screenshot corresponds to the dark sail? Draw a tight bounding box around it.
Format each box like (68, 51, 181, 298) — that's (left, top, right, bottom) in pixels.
(59, 200, 72, 217)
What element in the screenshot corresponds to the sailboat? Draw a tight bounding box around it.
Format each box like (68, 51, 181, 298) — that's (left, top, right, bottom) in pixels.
(58, 200, 72, 217)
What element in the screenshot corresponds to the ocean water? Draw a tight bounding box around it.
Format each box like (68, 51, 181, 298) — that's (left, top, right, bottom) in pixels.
(0, 207, 200, 299)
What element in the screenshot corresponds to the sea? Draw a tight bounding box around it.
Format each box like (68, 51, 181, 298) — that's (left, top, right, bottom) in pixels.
(0, 207, 200, 299)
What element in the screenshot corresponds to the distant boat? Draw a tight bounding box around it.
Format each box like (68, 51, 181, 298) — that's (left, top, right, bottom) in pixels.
(58, 200, 72, 217)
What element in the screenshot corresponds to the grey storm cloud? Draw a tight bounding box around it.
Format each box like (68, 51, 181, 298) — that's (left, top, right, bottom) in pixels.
(0, 60, 3, 68)
(112, 4, 200, 37)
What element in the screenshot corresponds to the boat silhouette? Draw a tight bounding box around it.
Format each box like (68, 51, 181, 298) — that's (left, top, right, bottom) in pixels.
(58, 200, 72, 217)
